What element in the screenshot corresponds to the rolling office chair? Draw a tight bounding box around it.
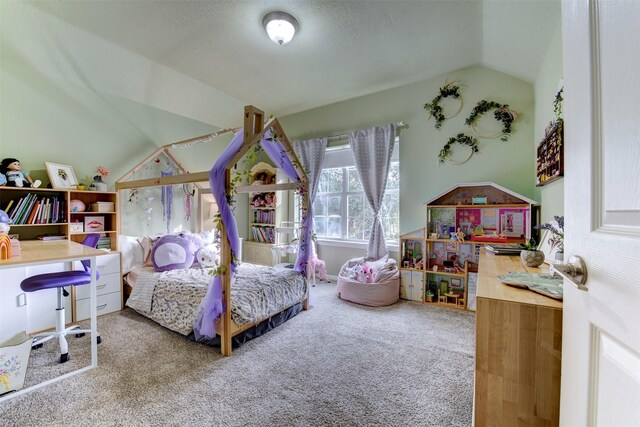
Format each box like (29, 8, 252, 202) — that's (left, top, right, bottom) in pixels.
(20, 233, 102, 363)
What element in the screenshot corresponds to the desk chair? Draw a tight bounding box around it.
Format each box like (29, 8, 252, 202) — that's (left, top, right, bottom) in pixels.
(20, 234, 102, 363)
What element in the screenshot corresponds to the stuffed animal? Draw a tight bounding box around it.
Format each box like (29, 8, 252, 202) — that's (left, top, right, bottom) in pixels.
(355, 264, 374, 284)
(308, 240, 328, 284)
(0, 158, 41, 188)
(177, 231, 204, 265)
(150, 234, 193, 272)
(265, 193, 274, 207)
(0, 210, 12, 259)
(0, 209, 11, 235)
(195, 244, 219, 268)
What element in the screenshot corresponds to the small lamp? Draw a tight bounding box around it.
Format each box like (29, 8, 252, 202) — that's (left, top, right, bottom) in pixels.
(262, 11, 298, 45)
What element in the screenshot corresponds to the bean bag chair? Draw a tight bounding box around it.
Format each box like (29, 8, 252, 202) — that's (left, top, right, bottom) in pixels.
(336, 255, 400, 307)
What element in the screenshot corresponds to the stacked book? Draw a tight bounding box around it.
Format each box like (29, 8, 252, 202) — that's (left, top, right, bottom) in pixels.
(3, 194, 66, 225)
(97, 235, 111, 250)
(485, 244, 523, 255)
(252, 210, 275, 224)
(251, 225, 275, 244)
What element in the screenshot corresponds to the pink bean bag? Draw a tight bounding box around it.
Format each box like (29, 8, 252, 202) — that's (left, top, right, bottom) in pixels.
(336, 256, 400, 307)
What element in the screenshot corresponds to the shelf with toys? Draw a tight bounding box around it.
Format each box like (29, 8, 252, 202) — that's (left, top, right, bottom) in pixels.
(398, 183, 538, 311)
(245, 162, 288, 265)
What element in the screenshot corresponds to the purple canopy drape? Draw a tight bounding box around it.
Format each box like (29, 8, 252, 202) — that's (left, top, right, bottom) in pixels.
(193, 128, 311, 340)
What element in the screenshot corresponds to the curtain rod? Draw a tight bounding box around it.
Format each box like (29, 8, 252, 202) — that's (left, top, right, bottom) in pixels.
(326, 120, 408, 143)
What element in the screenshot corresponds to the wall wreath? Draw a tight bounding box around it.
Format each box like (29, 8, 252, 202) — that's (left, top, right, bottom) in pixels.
(423, 81, 463, 129)
(438, 133, 479, 164)
(465, 100, 517, 141)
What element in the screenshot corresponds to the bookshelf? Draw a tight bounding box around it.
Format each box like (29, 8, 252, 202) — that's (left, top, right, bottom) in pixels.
(0, 187, 119, 250)
(244, 162, 288, 266)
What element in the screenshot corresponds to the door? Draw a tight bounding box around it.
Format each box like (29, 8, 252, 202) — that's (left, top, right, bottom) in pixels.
(561, 1, 640, 425)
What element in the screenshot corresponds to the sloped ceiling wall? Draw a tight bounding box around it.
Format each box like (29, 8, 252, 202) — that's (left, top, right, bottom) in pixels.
(1, 1, 560, 186)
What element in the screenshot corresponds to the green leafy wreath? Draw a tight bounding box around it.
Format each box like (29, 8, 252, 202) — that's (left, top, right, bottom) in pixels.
(465, 100, 517, 142)
(438, 133, 479, 164)
(423, 81, 462, 129)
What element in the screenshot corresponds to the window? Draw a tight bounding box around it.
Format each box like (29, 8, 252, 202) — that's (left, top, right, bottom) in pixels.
(313, 160, 399, 244)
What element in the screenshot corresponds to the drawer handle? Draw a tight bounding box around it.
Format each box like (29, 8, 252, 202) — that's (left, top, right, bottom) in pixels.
(96, 304, 107, 310)
(97, 284, 107, 289)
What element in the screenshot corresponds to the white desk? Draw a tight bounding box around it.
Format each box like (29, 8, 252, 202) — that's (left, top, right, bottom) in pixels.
(0, 240, 107, 402)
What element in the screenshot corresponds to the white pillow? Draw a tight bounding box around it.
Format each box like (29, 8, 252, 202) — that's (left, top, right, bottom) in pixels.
(196, 230, 215, 246)
(118, 235, 144, 275)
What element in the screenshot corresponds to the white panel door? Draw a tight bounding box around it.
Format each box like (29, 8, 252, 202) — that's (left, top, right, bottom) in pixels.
(561, 1, 640, 425)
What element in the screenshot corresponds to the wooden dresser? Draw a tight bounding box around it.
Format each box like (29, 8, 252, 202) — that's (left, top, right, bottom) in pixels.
(474, 249, 562, 426)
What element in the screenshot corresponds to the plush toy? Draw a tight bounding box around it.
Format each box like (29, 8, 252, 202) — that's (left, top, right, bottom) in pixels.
(150, 234, 193, 272)
(195, 244, 219, 268)
(355, 264, 374, 284)
(177, 231, 204, 265)
(0, 210, 12, 259)
(265, 193, 274, 207)
(0, 158, 41, 188)
(0, 209, 11, 235)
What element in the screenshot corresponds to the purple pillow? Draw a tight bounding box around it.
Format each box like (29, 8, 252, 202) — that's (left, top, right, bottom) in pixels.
(150, 235, 193, 272)
(177, 231, 205, 266)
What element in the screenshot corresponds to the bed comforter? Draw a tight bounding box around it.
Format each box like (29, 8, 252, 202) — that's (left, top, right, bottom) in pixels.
(126, 264, 307, 336)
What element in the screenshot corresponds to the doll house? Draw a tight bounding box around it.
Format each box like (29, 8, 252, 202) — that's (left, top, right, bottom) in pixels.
(399, 182, 537, 311)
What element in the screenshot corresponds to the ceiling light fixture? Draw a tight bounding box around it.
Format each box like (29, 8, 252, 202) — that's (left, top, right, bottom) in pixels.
(262, 11, 298, 46)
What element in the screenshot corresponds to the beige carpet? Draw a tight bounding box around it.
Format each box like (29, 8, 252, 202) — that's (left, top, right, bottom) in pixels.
(0, 283, 476, 426)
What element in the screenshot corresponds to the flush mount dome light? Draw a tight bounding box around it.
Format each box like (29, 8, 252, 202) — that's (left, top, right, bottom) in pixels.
(262, 11, 298, 45)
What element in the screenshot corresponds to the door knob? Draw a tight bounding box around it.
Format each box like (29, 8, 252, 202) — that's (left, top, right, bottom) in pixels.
(551, 255, 588, 291)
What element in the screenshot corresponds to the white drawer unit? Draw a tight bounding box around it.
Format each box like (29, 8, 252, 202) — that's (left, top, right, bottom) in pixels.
(73, 252, 122, 321)
(75, 291, 122, 321)
(73, 252, 120, 275)
(74, 272, 120, 300)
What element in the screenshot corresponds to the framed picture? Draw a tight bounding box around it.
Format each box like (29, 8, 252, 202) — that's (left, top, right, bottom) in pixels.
(445, 241, 457, 251)
(451, 277, 463, 290)
(84, 216, 105, 232)
(537, 220, 562, 263)
(45, 162, 78, 189)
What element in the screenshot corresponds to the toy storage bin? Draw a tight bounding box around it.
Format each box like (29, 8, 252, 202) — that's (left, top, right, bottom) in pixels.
(0, 331, 32, 395)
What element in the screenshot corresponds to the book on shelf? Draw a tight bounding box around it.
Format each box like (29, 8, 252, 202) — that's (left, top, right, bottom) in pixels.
(485, 244, 522, 255)
(36, 233, 67, 241)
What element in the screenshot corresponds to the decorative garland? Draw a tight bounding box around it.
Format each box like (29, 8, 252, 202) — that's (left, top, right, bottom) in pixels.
(465, 100, 517, 141)
(423, 81, 462, 129)
(438, 133, 479, 164)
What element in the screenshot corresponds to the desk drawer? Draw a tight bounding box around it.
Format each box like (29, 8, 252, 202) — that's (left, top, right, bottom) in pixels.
(75, 291, 121, 321)
(73, 253, 120, 275)
(74, 272, 120, 300)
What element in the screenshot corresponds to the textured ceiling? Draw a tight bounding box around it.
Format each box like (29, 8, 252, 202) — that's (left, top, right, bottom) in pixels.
(29, 0, 560, 118)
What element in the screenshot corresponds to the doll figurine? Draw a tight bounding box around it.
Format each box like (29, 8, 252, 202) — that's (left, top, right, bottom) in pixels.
(0, 158, 41, 188)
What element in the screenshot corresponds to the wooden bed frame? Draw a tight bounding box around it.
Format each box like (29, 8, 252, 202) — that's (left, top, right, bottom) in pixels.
(116, 106, 310, 356)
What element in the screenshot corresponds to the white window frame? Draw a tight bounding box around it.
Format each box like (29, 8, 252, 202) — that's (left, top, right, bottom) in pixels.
(312, 140, 399, 250)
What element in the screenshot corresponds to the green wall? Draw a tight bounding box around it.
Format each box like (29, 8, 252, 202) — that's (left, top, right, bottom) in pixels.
(534, 21, 564, 224)
(0, 3, 248, 238)
(282, 65, 535, 274)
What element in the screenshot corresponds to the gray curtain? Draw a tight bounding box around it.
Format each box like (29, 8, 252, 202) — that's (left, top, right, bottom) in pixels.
(292, 137, 328, 231)
(349, 124, 396, 259)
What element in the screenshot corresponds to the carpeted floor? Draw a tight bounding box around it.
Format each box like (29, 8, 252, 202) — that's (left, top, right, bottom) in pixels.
(0, 283, 476, 426)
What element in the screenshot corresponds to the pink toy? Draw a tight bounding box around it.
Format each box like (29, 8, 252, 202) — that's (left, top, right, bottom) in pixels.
(308, 241, 328, 285)
(355, 264, 374, 283)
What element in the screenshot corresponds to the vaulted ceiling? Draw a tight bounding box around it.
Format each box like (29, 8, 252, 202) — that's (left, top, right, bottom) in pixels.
(29, 0, 560, 120)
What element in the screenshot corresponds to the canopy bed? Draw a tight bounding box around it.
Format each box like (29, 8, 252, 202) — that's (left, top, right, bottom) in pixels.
(116, 106, 310, 356)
